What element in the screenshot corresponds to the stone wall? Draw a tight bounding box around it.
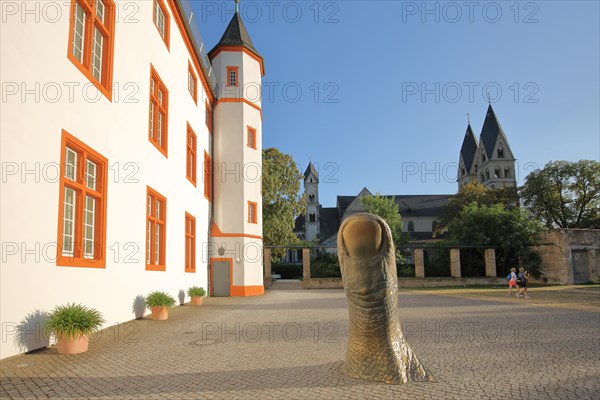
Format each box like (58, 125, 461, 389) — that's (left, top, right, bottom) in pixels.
(534, 229, 600, 284)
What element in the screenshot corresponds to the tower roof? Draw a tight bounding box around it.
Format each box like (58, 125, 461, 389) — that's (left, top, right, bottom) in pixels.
(460, 124, 478, 172)
(479, 104, 507, 159)
(304, 162, 319, 182)
(208, 12, 262, 59)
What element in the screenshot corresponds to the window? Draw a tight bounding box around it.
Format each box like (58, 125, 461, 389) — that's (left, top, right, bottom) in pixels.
(152, 0, 170, 49)
(309, 213, 316, 222)
(204, 151, 212, 201)
(226, 66, 239, 87)
(248, 201, 258, 224)
(186, 124, 196, 185)
(461, 167, 466, 176)
(185, 213, 196, 273)
(485, 169, 490, 180)
(504, 168, 511, 178)
(67, 0, 115, 100)
(494, 168, 501, 179)
(497, 147, 505, 158)
(482, 153, 486, 162)
(146, 187, 166, 271)
(247, 126, 257, 149)
(57, 130, 107, 268)
(408, 221, 415, 233)
(149, 66, 168, 156)
(188, 62, 197, 103)
(205, 102, 212, 134)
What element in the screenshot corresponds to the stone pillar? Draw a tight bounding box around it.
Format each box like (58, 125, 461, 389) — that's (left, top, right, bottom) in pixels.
(485, 248, 497, 277)
(450, 248, 461, 278)
(414, 248, 425, 278)
(302, 248, 311, 281)
(263, 248, 272, 288)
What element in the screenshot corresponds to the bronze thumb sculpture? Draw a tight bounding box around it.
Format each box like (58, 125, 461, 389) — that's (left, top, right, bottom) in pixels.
(337, 213, 433, 384)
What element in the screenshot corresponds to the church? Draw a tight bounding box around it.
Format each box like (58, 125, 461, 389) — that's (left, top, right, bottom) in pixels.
(294, 104, 517, 245)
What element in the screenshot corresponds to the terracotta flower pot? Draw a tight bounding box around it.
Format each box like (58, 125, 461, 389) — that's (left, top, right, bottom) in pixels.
(190, 296, 203, 306)
(56, 333, 89, 355)
(151, 306, 169, 320)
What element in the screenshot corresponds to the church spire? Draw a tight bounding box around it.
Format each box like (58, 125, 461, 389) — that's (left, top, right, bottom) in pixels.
(208, 2, 262, 59)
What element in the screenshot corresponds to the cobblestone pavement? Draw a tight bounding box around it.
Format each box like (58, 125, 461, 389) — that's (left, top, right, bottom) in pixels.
(2, 285, 599, 399)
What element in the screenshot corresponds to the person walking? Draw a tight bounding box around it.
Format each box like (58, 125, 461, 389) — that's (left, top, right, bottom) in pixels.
(517, 268, 530, 299)
(507, 267, 518, 296)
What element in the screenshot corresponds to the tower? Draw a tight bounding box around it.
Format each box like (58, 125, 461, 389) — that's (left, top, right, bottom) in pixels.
(477, 104, 517, 189)
(304, 162, 320, 241)
(457, 123, 478, 189)
(457, 105, 517, 190)
(208, 5, 265, 296)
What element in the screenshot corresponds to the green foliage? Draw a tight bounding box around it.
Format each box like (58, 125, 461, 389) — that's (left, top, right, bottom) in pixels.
(44, 303, 104, 338)
(520, 160, 600, 228)
(438, 181, 518, 234)
(361, 194, 406, 261)
(424, 247, 451, 277)
(187, 287, 206, 298)
(145, 291, 177, 309)
(311, 251, 341, 278)
(272, 263, 303, 279)
(262, 148, 306, 261)
(447, 202, 543, 277)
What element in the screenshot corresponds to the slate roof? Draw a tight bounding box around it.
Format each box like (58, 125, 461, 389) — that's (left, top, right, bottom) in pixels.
(208, 12, 261, 58)
(293, 215, 305, 232)
(304, 162, 319, 182)
(479, 104, 506, 159)
(393, 195, 453, 218)
(318, 207, 340, 242)
(460, 124, 478, 173)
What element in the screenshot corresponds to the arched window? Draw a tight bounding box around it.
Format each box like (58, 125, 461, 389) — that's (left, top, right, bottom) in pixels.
(494, 168, 501, 178)
(485, 169, 490, 180)
(504, 168, 511, 178)
(408, 221, 414, 233)
(309, 214, 316, 222)
(497, 146, 505, 158)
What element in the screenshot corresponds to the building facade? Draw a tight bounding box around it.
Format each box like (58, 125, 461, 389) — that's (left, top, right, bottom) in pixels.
(1, 0, 264, 359)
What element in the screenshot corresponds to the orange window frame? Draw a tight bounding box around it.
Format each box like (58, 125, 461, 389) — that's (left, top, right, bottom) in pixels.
(67, 0, 115, 101)
(248, 201, 258, 224)
(149, 65, 169, 157)
(185, 212, 196, 273)
(247, 126, 257, 150)
(152, 0, 170, 50)
(56, 129, 108, 268)
(204, 151, 212, 201)
(146, 186, 167, 271)
(188, 61, 198, 104)
(186, 123, 197, 186)
(205, 102, 212, 134)
(226, 66, 239, 87)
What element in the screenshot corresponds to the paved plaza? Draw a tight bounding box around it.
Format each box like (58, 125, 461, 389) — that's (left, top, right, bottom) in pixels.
(1, 284, 599, 399)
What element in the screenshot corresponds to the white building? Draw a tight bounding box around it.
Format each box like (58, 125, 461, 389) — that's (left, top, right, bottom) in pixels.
(1, 0, 264, 359)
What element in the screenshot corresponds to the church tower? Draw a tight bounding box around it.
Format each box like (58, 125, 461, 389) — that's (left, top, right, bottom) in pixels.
(208, 2, 265, 296)
(457, 123, 478, 189)
(304, 162, 320, 241)
(476, 104, 517, 189)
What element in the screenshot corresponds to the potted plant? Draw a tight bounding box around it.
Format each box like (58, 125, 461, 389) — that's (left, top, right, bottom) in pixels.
(44, 303, 104, 355)
(187, 287, 206, 306)
(145, 291, 176, 320)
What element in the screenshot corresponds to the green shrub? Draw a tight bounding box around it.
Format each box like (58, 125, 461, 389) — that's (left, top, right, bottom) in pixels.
(145, 291, 176, 309)
(187, 287, 206, 297)
(44, 303, 104, 338)
(311, 251, 341, 278)
(272, 263, 303, 279)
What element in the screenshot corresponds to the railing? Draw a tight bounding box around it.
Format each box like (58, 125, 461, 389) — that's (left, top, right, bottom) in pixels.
(263, 246, 501, 289)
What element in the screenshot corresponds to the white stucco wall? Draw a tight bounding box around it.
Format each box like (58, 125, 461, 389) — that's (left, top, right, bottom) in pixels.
(0, 1, 212, 358)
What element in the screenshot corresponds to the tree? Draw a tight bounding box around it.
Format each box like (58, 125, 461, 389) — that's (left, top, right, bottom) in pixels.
(437, 181, 518, 235)
(361, 194, 406, 259)
(262, 148, 305, 260)
(447, 202, 542, 277)
(520, 160, 600, 229)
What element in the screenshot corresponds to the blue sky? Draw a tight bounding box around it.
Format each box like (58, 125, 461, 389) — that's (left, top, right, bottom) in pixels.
(194, 0, 600, 206)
